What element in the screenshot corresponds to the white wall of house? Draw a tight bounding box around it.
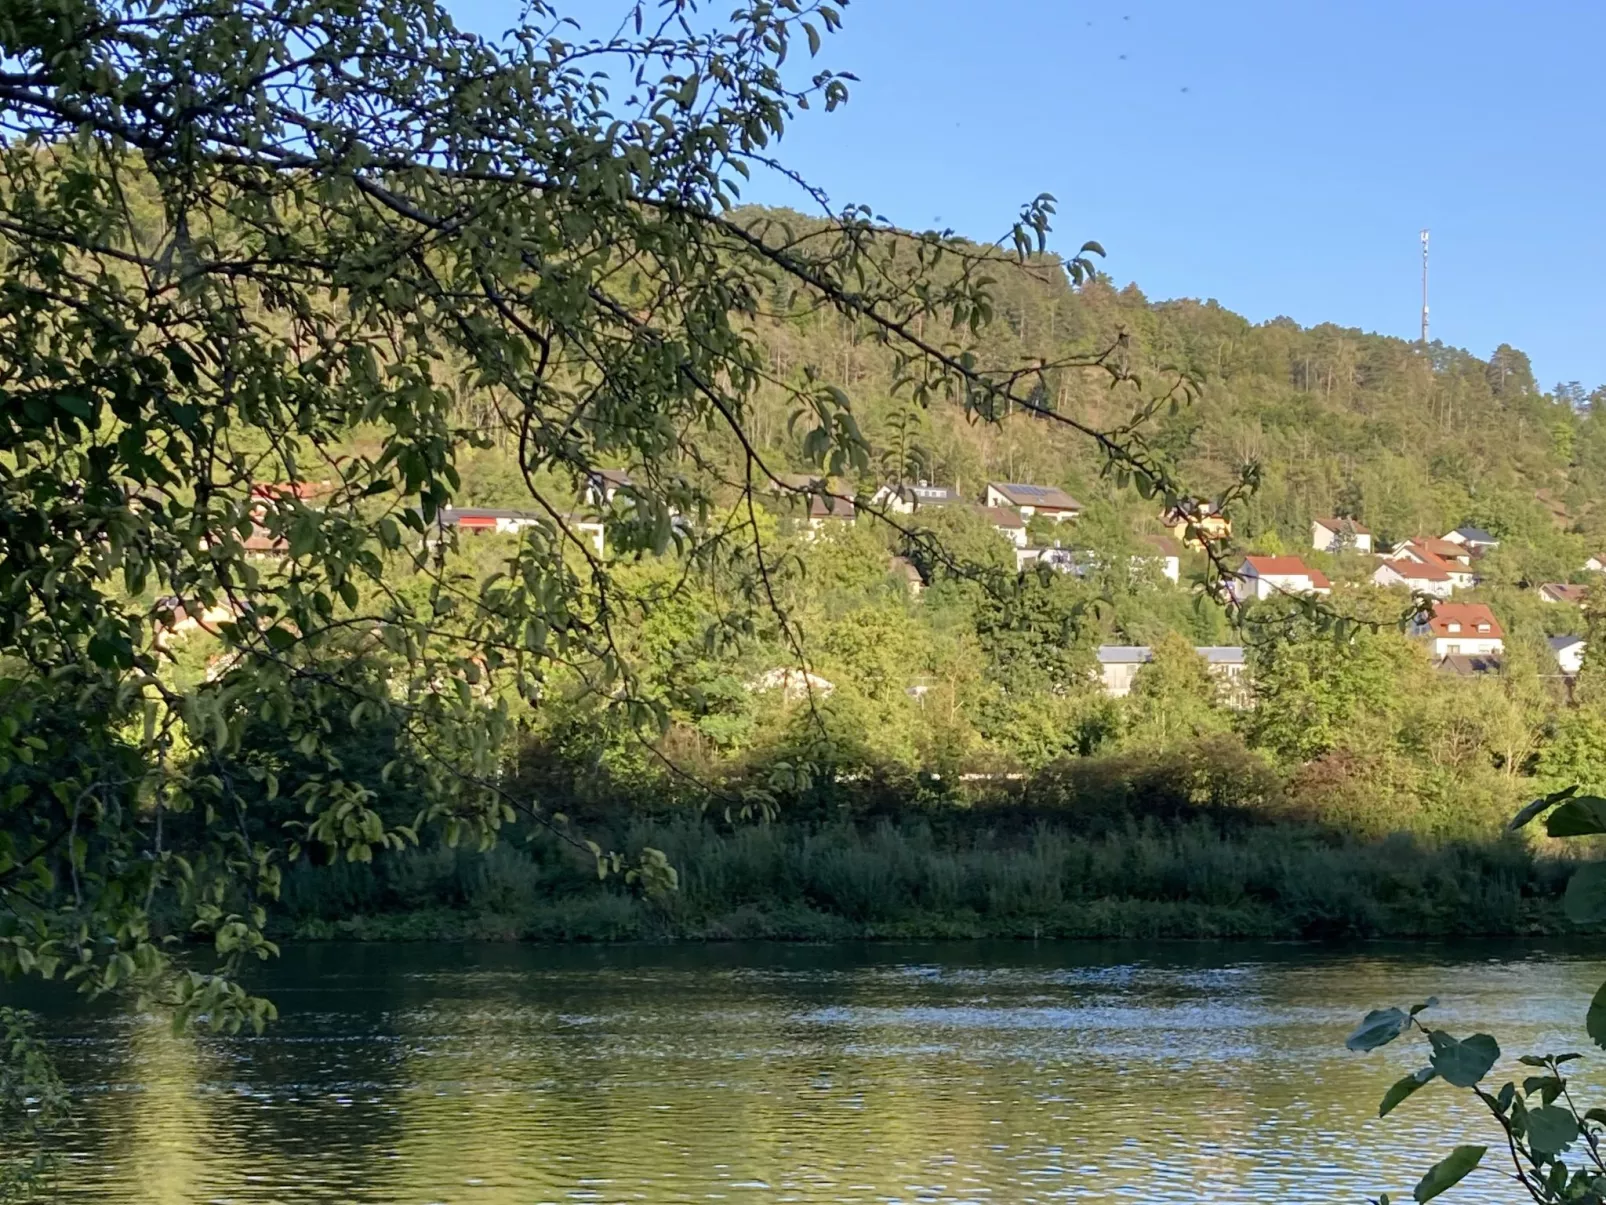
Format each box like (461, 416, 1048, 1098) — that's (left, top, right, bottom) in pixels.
(1312, 521, 1373, 553)
(1555, 640, 1587, 675)
(1371, 562, 1454, 598)
(1431, 633, 1503, 658)
(1233, 570, 1320, 602)
(995, 523, 1028, 548)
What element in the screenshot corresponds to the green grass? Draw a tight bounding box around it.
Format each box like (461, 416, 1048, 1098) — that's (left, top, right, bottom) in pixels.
(275, 816, 1574, 943)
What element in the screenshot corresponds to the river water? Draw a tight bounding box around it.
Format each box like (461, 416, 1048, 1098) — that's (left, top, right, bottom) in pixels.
(14, 941, 1606, 1203)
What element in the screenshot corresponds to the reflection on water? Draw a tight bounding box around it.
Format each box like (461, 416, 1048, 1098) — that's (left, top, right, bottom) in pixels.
(13, 941, 1606, 1203)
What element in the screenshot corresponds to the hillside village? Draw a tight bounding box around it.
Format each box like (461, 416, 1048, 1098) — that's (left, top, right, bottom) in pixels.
(262, 464, 1600, 710)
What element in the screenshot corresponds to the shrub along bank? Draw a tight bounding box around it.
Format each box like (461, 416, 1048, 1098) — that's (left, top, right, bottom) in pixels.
(278, 814, 1572, 944)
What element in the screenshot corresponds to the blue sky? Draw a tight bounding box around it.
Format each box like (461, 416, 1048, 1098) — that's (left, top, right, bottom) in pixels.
(448, 1, 1606, 388)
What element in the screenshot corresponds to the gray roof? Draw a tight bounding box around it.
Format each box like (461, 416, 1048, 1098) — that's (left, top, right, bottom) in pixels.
(1436, 652, 1504, 676)
(1453, 526, 1499, 544)
(1096, 644, 1244, 666)
(1549, 635, 1587, 651)
(1097, 645, 1153, 665)
(990, 482, 1083, 510)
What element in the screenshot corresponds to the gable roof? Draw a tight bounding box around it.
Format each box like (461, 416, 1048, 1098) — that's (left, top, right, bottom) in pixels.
(808, 495, 855, 519)
(1144, 534, 1184, 558)
(1406, 537, 1470, 562)
(1241, 555, 1332, 589)
(1449, 526, 1499, 545)
(983, 506, 1025, 529)
(1379, 557, 1449, 583)
(1314, 516, 1371, 535)
(1422, 602, 1503, 639)
(1540, 582, 1588, 604)
(989, 482, 1083, 511)
(1550, 635, 1587, 652)
(1437, 652, 1504, 676)
(1097, 645, 1153, 665)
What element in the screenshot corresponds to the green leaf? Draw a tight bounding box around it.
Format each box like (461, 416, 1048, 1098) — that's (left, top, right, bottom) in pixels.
(1347, 1008, 1408, 1052)
(1380, 1067, 1437, 1117)
(1546, 796, 1606, 837)
(1525, 1105, 1579, 1156)
(1428, 1031, 1500, 1087)
(1564, 862, 1606, 925)
(1586, 979, 1606, 1050)
(1412, 1146, 1485, 1202)
(1510, 787, 1572, 831)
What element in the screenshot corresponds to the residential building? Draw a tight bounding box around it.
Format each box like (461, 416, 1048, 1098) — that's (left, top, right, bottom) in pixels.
(1138, 536, 1183, 583)
(1385, 538, 1475, 588)
(1436, 652, 1504, 677)
(1311, 517, 1373, 553)
(1095, 644, 1250, 706)
(1550, 635, 1588, 677)
(984, 482, 1082, 520)
(1161, 500, 1232, 548)
(1410, 601, 1504, 659)
(806, 494, 856, 528)
(748, 668, 834, 701)
(1388, 537, 1471, 567)
(1443, 526, 1500, 555)
(888, 555, 924, 596)
(1229, 555, 1332, 603)
(1539, 582, 1588, 605)
(1096, 646, 1152, 698)
(582, 468, 634, 507)
(869, 482, 961, 514)
(1197, 646, 1252, 708)
(437, 508, 604, 553)
(1371, 558, 1453, 598)
(1585, 554, 1606, 574)
(985, 506, 1028, 547)
(153, 597, 240, 650)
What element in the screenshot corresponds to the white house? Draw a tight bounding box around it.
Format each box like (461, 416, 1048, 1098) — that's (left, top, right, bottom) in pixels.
(1539, 582, 1588, 605)
(869, 482, 961, 514)
(1550, 635, 1587, 677)
(438, 508, 605, 554)
(1386, 538, 1476, 589)
(582, 468, 634, 507)
(1229, 555, 1332, 603)
(1311, 517, 1373, 554)
(1096, 646, 1153, 697)
(1585, 554, 1606, 574)
(984, 482, 1082, 521)
(1372, 558, 1453, 598)
(1409, 602, 1504, 659)
(748, 667, 835, 701)
(1096, 644, 1249, 705)
(1444, 526, 1500, 555)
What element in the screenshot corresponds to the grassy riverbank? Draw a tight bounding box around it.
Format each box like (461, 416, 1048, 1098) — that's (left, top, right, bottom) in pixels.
(276, 816, 1575, 943)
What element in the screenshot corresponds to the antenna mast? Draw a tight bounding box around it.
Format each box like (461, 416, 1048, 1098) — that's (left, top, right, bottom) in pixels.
(1420, 229, 1430, 346)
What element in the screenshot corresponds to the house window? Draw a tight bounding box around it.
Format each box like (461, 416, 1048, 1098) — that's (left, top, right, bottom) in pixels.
(1446, 622, 1461, 633)
(1476, 623, 1489, 632)
(1445, 643, 1461, 654)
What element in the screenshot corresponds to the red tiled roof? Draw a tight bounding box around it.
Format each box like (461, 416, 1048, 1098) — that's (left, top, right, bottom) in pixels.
(1423, 602, 1503, 639)
(1408, 537, 1468, 562)
(1382, 557, 1450, 582)
(983, 506, 1025, 528)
